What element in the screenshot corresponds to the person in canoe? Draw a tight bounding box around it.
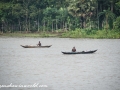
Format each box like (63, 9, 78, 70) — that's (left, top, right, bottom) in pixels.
(37, 41, 41, 46)
(72, 47, 76, 52)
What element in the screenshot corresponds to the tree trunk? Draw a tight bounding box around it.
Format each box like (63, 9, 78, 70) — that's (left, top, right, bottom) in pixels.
(63, 21, 64, 30)
(69, 22, 71, 30)
(23, 0, 29, 32)
(18, 18, 21, 33)
(38, 8, 40, 32)
(81, 16, 85, 28)
(2, 22, 4, 33)
(56, 19, 58, 30)
(52, 20, 53, 32)
(29, 17, 30, 31)
(25, 10, 28, 32)
(98, 0, 104, 30)
(111, 0, 113, 12)
(44, 20, 45, 31)
(38, 17, 39, 32)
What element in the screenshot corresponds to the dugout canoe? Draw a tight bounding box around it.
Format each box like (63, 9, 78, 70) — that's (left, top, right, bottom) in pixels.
(21, 45, 52, 48)
(62, 50, 97, 54)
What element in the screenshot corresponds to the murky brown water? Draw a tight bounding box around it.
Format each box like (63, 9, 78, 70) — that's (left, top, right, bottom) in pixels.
(0, 37, 120, 90)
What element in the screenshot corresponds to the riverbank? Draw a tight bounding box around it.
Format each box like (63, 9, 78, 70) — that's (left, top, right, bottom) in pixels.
(0, 29, 120, 39)
(0, 31, 62, 38)
(62, 29, 120, 39)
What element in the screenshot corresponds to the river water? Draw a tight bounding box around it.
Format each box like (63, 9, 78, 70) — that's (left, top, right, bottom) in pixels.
(0, 37, 120, 90)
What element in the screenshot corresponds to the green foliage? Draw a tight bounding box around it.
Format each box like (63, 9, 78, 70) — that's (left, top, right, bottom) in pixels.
(0, 0, 120, 39)
(114, 16, 120, 31)
(62, 28, 87, 38)
(94, 30, 120, 39)
(115, 0, 120, 15)
(62, 29, 120, 38)
(98, 10, 115, 29)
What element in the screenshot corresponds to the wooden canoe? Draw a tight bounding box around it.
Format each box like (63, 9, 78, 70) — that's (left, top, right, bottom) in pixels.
(21, 45, 52, 48)
(62, 50, 97, 54)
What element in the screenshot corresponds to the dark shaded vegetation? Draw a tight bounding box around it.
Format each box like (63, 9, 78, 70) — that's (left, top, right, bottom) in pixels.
(0, 0, 120, 38)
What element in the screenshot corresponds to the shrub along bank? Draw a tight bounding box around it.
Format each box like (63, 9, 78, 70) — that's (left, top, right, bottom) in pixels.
(61, 29, 120, 39)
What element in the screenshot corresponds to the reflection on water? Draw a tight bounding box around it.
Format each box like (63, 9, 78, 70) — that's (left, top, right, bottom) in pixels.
(0, 37, 120, 90)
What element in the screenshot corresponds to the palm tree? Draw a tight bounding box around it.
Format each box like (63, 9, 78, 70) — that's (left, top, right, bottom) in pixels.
(67, 0, 96, 29)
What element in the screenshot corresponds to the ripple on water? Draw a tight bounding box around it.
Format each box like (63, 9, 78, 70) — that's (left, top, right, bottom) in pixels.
(0, 38, 120, 90)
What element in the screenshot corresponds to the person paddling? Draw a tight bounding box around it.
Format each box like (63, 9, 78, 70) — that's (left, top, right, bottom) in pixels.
(72, 47, 76, 52)
(37, 41, 41, 46)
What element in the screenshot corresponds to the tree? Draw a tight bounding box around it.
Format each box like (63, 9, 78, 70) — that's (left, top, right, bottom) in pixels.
(12, 3, 24, 32)
(98, 10, 115, 29)
(114, 16, 120, 31)
(0, 0, 120, 33)
(67, 0, 96, 29)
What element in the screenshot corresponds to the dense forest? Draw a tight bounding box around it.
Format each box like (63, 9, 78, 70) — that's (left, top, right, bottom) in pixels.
(0, 0, 120, 35)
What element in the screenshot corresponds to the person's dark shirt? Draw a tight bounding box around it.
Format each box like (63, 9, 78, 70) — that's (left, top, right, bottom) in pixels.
(72, 47, 76, 52)
(38, 41, 41, 46)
